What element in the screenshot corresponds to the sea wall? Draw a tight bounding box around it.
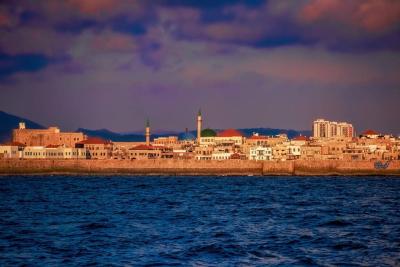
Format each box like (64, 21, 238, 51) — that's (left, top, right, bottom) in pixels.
(0, 159, 399, 176)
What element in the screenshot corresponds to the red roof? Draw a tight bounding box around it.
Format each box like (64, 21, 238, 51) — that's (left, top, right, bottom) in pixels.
(230, 153, 241, 159)
(76, 137, 111, 145)
(130, 144, 155, 150)
(217, 129, 243, 137)
(1, 141, 26, 147)
(363, 129, 378, 135)
(293, 135, 308, 141)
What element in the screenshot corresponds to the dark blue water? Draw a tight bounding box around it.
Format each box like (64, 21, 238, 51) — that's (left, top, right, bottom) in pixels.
(0, 176, 399, 266)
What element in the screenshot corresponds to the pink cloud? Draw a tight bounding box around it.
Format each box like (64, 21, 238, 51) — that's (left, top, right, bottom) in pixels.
(298, 0, 400, 33)
(66, 0, 117, 15)
(298, 0, 344, 23)
(204, 23, 265, 43)
(0, 13, 11, 27)
(90, 32, 137, 53)
(0, 26, 73, 56)
(356, 0, 400, 32)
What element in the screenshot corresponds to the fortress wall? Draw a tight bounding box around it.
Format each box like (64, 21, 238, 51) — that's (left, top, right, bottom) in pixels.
(0, 159, 399, 176)
(293, 160, 400, 175)
(262, 161, 294, 175)
(0, 159, 264, 175)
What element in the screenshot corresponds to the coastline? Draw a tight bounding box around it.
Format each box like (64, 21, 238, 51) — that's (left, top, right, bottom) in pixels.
(0, 159, 399, 176)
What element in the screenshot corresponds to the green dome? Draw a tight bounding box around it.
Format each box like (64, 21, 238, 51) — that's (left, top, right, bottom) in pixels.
(201, 128, 216, 137)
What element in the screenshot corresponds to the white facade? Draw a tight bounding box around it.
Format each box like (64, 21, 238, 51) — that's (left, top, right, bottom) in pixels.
(199, 137, 216, 146)
(249, 146, 273, 161)
(21, 146, 87, 159)
(0, 145, 21, 159)
(22, 146, 47, 159)
(214, 136, 244, 146)
(288, 145, 301, 158)
(45, 147, 87, 159)
(211, 151, 233, 160)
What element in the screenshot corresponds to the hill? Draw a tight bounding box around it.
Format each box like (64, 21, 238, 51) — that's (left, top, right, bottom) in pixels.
(78, 127, 311, 141)
(0, 110, 311, 143)
(0, 111, 45, 143)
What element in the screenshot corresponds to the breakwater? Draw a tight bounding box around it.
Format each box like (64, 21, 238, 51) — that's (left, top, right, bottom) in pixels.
(0, 159, 399, 176)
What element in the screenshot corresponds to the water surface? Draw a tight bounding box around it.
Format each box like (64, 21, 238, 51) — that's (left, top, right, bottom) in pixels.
(0, 176, 399, 266)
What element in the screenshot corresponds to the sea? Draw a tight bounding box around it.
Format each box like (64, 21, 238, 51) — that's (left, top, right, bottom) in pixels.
(0, 175, 399, 266)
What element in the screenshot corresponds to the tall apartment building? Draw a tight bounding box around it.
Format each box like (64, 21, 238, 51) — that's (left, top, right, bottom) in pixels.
(313, 119, 354, 139)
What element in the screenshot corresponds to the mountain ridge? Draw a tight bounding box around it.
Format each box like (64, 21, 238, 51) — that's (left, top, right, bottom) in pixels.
(0, 110, 311, 143)
(0, 110, 45, 143)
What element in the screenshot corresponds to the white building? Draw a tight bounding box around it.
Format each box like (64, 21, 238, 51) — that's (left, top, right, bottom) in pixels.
(21, 145, 87, 159)
(45, 145, 87, 159)
(211, 151, 233, 160)
(0, 142, 24, 159)
(288, 145, 301, 159)
(22, 146, 47, 159)
(215, 129, 245, 146)
(249, 146, 273, 161)
(199, 136, 216, 146)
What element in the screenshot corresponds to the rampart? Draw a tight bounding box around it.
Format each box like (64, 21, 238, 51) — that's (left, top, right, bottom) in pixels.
(0, 159, 399, 176)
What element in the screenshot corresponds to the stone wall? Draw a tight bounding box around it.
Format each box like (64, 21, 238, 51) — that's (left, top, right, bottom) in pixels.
(0, 159, 399, 176)
(12, 128, 84, 147)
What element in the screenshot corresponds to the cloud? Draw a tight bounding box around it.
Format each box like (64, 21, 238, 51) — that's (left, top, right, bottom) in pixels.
(0, 1, 400, 133)
(0, 26, 74, 56)
(0, 11, 12, 27)
(66, 0, 119, 16)
(356, 0, 400, 32)
(0, 53, 48, 79)
(298, 0, 400, 33)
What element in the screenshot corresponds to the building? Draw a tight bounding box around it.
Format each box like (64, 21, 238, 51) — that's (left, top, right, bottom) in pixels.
(172, 149, 194, 160)
(153, 136, 179, 146)
(75, 137, 113, 159)
(44, 145, 87, 159)
(361, 130, 380, 139)
(0, 142, 25, 159)
(300, 145, 322, 160)
(195, 146, 213, 160)
(246, 134, 270, 147)
(249, 146, 273, 161)
(272, 144, 289, 161)
(13, 122, 86, 147)
(215, 129, 244, 146)
(288, 145, 301, 160)
(313, 119, 354, 139)
(291, 135, 309, 146)
(211, 151, 233, 160)
(199, 128, 217, 146)
(128, 144, 161, 159)
(246, 134, 288, 147)
(22, 146, 46, 159)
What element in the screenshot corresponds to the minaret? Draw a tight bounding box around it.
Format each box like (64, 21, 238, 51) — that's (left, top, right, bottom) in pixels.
(145, 118, 150, 146)
(197, 109, 202, 144)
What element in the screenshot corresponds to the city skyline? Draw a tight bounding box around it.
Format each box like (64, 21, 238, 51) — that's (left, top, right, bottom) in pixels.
(0, 1, 399, 134)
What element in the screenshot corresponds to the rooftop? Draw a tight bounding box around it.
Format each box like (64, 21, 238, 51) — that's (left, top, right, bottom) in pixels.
(130, 144, 155, 150)
(362, 129, 379, 135)
(217, 129, 243, 137)
(292, 135, 309, 141)
(76, 137, 111, 145)
(0, 141, 26, 147)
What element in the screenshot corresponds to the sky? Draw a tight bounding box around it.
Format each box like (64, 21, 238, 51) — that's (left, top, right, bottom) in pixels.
(0, 0, 399, 134)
